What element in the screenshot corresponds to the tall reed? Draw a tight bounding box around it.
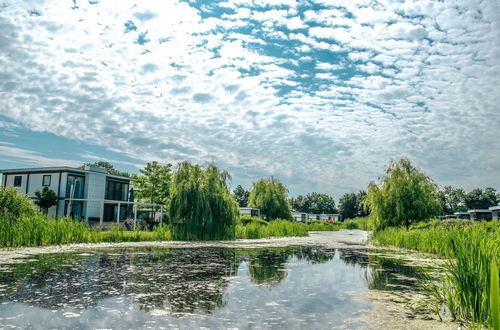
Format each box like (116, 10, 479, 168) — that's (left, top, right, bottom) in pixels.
(373, 221, 500, 327)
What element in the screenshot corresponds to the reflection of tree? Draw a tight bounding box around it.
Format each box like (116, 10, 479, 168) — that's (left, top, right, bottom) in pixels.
(293, 246, 336, 264)
(338, 248, 369, 268)
(364, 255, 426, 291)
(2, 248, 240, 315)
(246, 249, 289, 287)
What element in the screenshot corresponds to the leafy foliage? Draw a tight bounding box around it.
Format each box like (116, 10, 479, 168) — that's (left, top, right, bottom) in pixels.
(134, 161, 173, 219)
(364, 158, 442, 231)
(338, 191, 367, 220)
(290, 192, 337, 214)
(169, 162, 239, 240)
(34, 187, 58, 214)
(233, 185, 250, 207)
(437, 186, 467, 214)
(0, 186, 35, 219)
(464, 187, 498, 210)
(248, 178, 292, 221)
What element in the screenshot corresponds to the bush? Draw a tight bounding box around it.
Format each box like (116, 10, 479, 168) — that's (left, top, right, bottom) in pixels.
(0, 186, 36, 219)
(240, 216, 269, 225)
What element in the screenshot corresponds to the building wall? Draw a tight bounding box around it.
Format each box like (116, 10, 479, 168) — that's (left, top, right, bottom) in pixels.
(4, 173, 28, 195)
(84, 173, 106, 220)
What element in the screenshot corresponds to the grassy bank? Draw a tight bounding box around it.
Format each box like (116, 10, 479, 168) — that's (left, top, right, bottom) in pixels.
(0, 214, 174, 247)
(372, 220, 500, 327)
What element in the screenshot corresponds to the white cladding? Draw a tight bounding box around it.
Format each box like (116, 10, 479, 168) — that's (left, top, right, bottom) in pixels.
(84, 172, 107, 219)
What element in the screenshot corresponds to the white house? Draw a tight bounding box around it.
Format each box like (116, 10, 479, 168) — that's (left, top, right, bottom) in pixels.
(0, 165, 143, 224)
(488, 205, 500, 220)
(292, 211, 308, 223)
(307, 213, 341, 222)
(239, 207, 261, 218)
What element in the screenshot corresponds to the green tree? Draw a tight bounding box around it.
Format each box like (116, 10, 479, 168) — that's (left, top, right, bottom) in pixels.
(248, 178, 292, 221)
(437, 186, 467, 214)
(338, 192, 358, 220)
(134, 161, 172, 220)
(34, 187, 58, 214)
(169, 162, 239, 240)
(356, 190, 369, 217)
(364, 158, 442, 231)
(79, 161, 130, 177)
(233, 185, 250, 207)
(290, 192, 337, 214)
(0, 186, 35, 219)
(464, 187, 498, 210)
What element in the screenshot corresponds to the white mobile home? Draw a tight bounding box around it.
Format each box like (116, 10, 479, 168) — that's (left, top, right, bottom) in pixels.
(239, 207, 261, 218)
(292, 212, 308, 223)
(1, 165, 137, 224)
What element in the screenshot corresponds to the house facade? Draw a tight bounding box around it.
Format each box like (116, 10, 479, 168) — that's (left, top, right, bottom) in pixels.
(239, 207, 261, 219)
(1, 165, 135, 223)
(489, 205, 500, 220)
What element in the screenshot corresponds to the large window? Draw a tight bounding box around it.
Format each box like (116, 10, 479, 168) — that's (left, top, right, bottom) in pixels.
(66, 175, 85, 198)
(13, 176, 22, 187)
(42, 175, 51, 186)
(105, 180, 128, 201)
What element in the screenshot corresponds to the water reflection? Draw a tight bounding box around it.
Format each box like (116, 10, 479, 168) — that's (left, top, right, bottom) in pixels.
(0, 246, 429, 328)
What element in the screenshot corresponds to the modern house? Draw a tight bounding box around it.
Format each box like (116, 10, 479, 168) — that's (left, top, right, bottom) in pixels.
(0, 165, 141, 224)
(239, 207, 261, 218)
(308, 213, 342, 222)
(292, 211, 308, 223)
(468, 209, 493, 221)
(489, 205, 500, 220)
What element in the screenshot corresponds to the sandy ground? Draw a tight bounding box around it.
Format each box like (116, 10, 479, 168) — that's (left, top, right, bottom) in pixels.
(0, 230, 460, 329)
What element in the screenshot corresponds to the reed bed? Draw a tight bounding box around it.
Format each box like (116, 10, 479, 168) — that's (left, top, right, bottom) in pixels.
(236, 219, 309, 239)
(0, 214, 174, 247)
(372, 221, 500, 327)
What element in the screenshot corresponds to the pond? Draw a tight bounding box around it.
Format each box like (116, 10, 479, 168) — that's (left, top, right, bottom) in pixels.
(0, 243, 434, 329)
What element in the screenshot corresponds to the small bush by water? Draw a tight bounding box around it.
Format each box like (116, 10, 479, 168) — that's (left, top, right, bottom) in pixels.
(373, 221, 500, 327)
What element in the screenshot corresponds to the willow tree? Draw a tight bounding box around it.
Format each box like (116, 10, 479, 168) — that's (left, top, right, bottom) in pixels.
(169, 162, 239, 240)
(364, 158, 442, 231)
(248, 178, 292, 221)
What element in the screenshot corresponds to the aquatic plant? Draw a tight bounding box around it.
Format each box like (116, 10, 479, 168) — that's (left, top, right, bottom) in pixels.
(236, 219, 308, 239)
(372, 221, 500, 326)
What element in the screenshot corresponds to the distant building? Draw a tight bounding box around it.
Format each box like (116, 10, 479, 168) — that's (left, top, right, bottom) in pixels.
(489, 205, 500, 220)
(0, 165, 139, 224)
(468, 209, 493, 221)
(308, 213, 341, 222)
(239, 207, 261, 218)
(292, 212, 308, 223)
(453, 212, 470, 219)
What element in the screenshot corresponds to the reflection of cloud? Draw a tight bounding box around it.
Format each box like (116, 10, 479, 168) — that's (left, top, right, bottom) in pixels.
(0, 0, 499, 195)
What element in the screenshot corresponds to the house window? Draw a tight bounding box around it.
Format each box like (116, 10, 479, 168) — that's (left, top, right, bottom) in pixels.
(42, 175, 51, 186)
(66, 175, 85, 198)
(105, 180, 128, 201)
(13, 176, 22, 187)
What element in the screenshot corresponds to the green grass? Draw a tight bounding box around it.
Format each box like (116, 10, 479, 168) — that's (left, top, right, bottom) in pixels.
(307, 221, 345, 231)
(0, 214, 174, 247)
(236, 219, 309, 239)
(372, 220, 500, 327)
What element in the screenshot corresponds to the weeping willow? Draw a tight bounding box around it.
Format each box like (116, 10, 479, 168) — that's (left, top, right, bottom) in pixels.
(169, 162, 239, 240)
(248, 178, 292, 221)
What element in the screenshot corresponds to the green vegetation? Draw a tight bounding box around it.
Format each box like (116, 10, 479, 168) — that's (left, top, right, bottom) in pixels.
(133, 161, 173, 219)
(79, 161, 130, 177)
(290, 192, 337, 214)
(373, 221, 500, 327)
(34, 187, 58, 214)
(236, 219, 308, 239)
(307, 221, 344, 231)
(338, 190, 368, 220)
(248, 177, 292, 221)
(169, 162, 239, 240)
(365, 158, 441, 231)
(233, 185, 250, 207)
(0, 213, 174, 247)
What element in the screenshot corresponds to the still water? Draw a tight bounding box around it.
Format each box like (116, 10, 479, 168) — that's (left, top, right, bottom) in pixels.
(0, 246, 428, 329)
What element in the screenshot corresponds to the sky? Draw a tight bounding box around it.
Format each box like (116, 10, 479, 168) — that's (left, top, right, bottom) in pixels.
(0, 0, 499, 197)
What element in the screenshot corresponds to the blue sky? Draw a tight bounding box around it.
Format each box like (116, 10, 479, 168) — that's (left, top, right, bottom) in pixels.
(0, 0, 499, 197)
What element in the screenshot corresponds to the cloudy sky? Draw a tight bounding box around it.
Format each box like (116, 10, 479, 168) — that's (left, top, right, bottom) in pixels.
(0, 0, 499, 197)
